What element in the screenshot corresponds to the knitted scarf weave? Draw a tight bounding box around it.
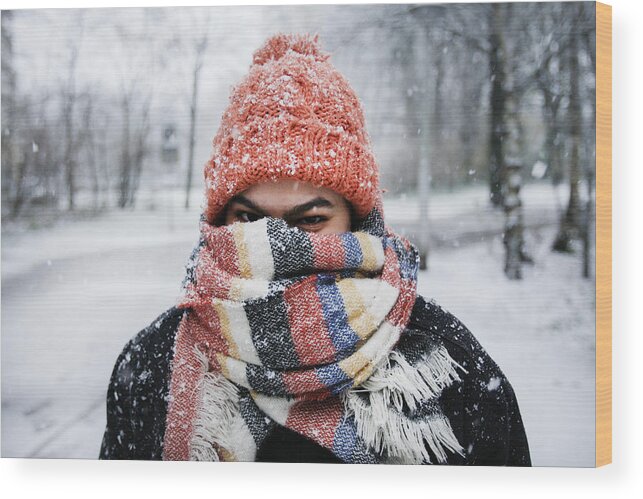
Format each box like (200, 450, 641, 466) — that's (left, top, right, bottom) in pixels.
(162, 209, 464, 463)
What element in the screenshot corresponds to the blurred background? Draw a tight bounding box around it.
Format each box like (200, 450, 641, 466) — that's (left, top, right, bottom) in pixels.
(1, 2, 596, 466)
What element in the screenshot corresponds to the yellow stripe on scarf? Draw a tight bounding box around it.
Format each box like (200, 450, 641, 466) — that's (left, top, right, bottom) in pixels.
(338, 351, 374, 385)
(354, 232, 380, 272)
(216, 353, 231, 379)
(337, 279, 378, 339)
(213, 301, 239, 360)
(232, 224, 252, 279)
(228, 278, 243, 302)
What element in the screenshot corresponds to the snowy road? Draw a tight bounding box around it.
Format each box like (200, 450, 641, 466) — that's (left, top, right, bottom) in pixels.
(2, 239, 195, 458)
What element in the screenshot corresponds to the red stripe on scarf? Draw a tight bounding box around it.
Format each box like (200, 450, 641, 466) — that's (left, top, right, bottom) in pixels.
(380, 245, 401, 289)
(285, 397, 344, 449)
(203, 224, 241, 277)
(311, 233, 346, 270)
(195, 305, 230, 356)
(162, 318, 204, 460)
(281, 368, 330, 399)
(184, 249, 234, 303)
(386, 279, 416, 328)
(283, 276, 337, 366)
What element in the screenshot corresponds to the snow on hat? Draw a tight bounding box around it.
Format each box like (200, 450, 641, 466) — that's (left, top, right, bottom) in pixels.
(204, 33, 381, 224)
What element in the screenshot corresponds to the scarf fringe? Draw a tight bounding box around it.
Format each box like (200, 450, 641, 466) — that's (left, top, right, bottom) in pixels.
(358, 347, 466, 412)
(189, 346, 241, 461)
(344, 345, 466, 464)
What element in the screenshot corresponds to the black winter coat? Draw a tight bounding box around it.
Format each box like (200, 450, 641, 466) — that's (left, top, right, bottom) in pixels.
(99, 295, 531, 465)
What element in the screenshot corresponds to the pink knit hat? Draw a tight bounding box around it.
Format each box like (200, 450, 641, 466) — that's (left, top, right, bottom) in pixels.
(204, 33, 381, 224)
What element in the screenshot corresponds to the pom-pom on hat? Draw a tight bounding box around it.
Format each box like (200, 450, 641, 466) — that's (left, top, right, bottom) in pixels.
(204, 33, 381, 224)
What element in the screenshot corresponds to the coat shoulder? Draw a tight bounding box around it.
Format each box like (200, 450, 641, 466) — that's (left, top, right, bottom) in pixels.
(100, 307, 183, 460)
(407, 295, 489, 364)
(407, 295, 531, 466)
(114, 307, 184, 378)
(128, 307, 184, 357)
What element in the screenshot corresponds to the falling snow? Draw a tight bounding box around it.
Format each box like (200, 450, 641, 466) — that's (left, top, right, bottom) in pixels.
(2, 184, 594, 466)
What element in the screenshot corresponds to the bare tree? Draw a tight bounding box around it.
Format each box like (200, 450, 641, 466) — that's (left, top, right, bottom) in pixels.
(110, 10, 161, 209)
(61, 43, 80, 211)
(1, 11, 18, 217)
(581, 5, 597, 278)
(552, 5, 589, 253)
(486, 3, 511, 207)
(4, 93, 59, 219)
(77, 89, 108, 213)
(184, 14, 210, 210)
(2, 12, 61, 220)
(117, 91, 152, 208)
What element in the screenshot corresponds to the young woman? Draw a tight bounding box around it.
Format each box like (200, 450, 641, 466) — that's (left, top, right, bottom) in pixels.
(99, 33, 530, 465)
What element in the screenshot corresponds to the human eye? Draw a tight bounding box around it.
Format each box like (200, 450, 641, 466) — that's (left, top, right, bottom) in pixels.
(234, 210, 263, 223)
(296, 215, 327, 229)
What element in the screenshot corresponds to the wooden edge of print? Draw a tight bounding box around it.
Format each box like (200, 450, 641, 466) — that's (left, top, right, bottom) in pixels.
(595, 1, 612, 468)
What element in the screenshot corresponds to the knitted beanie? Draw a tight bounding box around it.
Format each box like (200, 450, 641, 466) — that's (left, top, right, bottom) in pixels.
(204, 33, 381, 224)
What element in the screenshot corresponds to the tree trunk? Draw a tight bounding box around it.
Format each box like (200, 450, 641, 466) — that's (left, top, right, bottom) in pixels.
(129, 130, 147, 208)
(118, 97, 131, 209)
(10, 157, 28, 218)
(82, 98, 101, 213)
(416, 25, 435, 270)
(552, 32, 583, 253)
(63, 46, 79, 212)
(63, 102, 76, 211)
(541, 87, 563, 187)
(582, 15, 596, 278)
(488, 3, 509, 207)
(502, 161, 529, 279)
(1, 11, 17, 218)
(185, 61, 201, 209)
(185, 37, 208, 210)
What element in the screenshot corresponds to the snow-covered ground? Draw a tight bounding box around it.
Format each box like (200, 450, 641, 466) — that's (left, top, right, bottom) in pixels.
(1, 183, 594, 466)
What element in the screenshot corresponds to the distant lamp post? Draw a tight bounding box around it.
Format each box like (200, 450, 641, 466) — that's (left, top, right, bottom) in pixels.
(417, 155, 431, 270)
(502, 159, 526, 280)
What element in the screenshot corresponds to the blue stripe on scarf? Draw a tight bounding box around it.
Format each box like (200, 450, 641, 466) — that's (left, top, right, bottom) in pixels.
(315, 275, 360, 358)
(384, 237, 418, 281)
(315, 363, 351, 394)
(332, 416, 358, 463)
(341, 233, 363, 268)
(332, 416, 378, 464)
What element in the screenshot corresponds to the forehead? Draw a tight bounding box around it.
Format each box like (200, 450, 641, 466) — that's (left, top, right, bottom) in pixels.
(238, 180, 345, 209)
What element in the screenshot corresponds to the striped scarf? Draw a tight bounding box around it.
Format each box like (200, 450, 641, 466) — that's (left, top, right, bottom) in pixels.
(163, 208, 464, 463)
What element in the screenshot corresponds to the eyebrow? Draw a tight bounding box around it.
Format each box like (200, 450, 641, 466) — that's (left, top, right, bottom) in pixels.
(228, 195, 268, 216)
(228, 195, 334, 219)
(283, 197, 333, 218)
